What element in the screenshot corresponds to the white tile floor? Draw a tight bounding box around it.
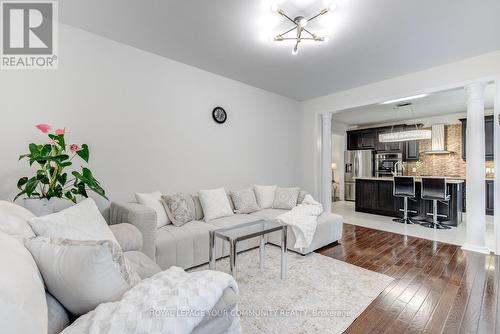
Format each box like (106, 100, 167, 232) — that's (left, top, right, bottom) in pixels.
(332, 200, 496, 250)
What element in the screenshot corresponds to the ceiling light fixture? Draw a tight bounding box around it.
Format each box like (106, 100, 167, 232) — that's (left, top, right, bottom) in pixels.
(271, 2, 336, 55)
(381, 94, 428, 105)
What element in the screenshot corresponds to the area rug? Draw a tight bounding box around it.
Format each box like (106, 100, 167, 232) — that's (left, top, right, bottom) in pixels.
(192, 245, 393, 334)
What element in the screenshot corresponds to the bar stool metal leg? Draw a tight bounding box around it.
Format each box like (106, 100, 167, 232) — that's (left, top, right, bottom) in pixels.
(393, 197, 416, 224)
(420, 199, 451, 229)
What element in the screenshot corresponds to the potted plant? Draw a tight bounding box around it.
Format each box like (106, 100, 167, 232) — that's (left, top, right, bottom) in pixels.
(15, 123, 107, 216)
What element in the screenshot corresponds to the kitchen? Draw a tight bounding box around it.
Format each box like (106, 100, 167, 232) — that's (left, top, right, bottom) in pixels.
(330, 85, 496, 248)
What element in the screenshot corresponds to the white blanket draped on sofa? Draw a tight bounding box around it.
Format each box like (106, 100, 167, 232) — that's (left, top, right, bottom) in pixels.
(62, 267, 240, 334)
(276, 195, 324, 249)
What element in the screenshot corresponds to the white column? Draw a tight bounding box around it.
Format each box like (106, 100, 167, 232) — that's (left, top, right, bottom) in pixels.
(462, 82, 489, 254)
(321, 112, 332, 213)
(494, 78, 500, 254)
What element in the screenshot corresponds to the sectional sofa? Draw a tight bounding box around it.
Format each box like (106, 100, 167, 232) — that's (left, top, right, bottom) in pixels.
(110, 194, 343, 270)
(0, 200, 239, 334)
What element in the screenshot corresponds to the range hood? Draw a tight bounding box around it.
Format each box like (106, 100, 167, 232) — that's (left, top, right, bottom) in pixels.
(423, 124, 452, 154)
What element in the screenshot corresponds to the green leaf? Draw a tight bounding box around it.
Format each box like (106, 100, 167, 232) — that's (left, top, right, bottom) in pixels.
(41, 144, 52, 156)
(76, 144, 89, 163)
(58, 173, 67, 186)
(48, 134, 65, 149)
(17, 177, 28, 190)
(18, 154, 30, 161)
(25, 177, 39, 197)
(28, 143, 39, 156)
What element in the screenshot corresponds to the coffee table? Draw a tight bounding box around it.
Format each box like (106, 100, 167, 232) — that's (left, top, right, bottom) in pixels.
(208, 220, 288, 280)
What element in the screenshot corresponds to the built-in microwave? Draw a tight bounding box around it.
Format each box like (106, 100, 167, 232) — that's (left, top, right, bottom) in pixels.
(375, 153, 402, 177)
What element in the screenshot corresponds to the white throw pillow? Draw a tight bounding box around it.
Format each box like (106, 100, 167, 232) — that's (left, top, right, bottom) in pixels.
(135, 191, 170, 228)
(0, 231, 47, 334)
(25, 237, 141, 316)
(0, 200, 36, 241)
(254, 185, 277, 209)
(198, 188, 234, 221)
(28, 198, 119, 247)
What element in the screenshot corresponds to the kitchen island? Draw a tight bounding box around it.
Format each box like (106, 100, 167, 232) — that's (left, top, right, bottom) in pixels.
(354, 176, 464, 227)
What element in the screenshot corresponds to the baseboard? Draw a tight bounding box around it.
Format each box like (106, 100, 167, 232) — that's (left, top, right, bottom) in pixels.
(461, 243, 491, 254)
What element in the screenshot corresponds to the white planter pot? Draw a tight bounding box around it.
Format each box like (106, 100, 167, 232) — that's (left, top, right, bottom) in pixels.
(22, 198, 72, 217)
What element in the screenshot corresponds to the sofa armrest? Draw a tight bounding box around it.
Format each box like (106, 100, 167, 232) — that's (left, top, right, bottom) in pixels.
(109, 223, 143, 252)
(109, 202, 157, 260)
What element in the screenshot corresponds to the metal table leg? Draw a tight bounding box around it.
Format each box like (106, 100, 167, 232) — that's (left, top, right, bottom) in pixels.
(229, 240, 237, 279)
(259, 234, 265, 270)
(281, 226, 287, 280)
(209, 231, 215, 270)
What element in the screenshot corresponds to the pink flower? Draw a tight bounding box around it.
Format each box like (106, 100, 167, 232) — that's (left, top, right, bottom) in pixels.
(69, 144, 80, 152)
(35, 124, 52, 133)
(55, 128, 66, 135)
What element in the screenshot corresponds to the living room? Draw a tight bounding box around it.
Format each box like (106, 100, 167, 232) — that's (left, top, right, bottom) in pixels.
(1, 1, 500, 333)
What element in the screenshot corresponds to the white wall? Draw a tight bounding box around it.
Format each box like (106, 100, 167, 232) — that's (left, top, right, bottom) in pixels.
(0, 25, 300, 209)
(299, 50, 500, 198)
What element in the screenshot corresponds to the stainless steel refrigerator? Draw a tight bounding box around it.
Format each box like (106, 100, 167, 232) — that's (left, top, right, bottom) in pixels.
(344, 150, 373, 201)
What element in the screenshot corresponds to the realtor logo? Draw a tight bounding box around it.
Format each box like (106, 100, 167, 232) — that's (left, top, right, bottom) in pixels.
(1, 1, 58, 69)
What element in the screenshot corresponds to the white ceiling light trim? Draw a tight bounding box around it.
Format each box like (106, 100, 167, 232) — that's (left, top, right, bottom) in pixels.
(381, 94, 428, 105)
(271, 2, 337, 55)
(378, 129, 432, 143)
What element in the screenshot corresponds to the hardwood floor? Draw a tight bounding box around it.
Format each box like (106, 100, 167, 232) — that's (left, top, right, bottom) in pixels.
(318, 223, 500, 334)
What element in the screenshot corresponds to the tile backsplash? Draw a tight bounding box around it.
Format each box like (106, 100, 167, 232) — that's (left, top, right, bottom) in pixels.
(403, 124, 494, 178)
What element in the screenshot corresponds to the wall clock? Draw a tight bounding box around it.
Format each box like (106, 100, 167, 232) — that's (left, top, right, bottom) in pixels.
(212, 107, 227, 124)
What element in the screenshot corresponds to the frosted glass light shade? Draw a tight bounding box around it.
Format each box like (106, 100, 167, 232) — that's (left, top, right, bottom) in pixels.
(378, 129, 432, 143)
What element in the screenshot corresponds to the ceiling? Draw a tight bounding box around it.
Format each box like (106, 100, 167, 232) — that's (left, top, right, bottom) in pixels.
(59, 0, 500, 101)
(332, 84, 496, 127)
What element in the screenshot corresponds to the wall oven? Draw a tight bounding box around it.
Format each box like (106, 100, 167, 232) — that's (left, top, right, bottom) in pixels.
(375, 153, 402, 177)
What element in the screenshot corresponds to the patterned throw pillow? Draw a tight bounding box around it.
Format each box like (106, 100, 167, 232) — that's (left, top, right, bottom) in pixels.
(297, 190, 309, 204)
(230, 188, 260, 214)
(273, 187, 300, 210)
(161, 194, 195, 227)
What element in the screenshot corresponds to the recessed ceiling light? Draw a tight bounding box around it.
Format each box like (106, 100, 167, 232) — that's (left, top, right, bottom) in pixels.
(381, 94, 428, 105)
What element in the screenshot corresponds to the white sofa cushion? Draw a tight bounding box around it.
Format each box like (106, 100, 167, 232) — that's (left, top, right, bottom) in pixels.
(253, 185, 277, 209)
(0, 231, 47, 334)
(135, 191, 170, 228)
(28, 198, 119, 247)
(199, 188, 234, 221)
(0, 200, 35, 241)
(25, 237, 141, 316)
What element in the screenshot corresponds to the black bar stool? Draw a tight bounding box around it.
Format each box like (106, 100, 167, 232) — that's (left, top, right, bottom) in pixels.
(420, 177, 451, 229)
(393, 176, 416, 224)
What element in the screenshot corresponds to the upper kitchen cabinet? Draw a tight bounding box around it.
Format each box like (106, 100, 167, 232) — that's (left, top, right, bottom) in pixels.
(347, 129, 375, 150)
(403, 125, 420, 161)
(460, 115, 494, 161)
(374, 125, 405, 152)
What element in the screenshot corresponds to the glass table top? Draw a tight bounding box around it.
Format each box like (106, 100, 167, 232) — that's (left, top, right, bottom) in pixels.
(212, 219, 285, 241)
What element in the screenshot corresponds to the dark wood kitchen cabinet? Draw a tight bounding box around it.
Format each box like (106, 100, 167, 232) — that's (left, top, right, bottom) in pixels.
(460, 115, 494, 161)
(373, 126, 405, 152)
(404, 140, 420, 161)
(355, 180, 377, 209)
(355, 178, 463, 226)
(347, 130, 375, 150)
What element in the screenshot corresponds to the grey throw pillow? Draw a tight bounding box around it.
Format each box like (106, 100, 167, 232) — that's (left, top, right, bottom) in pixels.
(230, 188, 260, 214)
(273, 187, 300, 209)
(25, 237, 140, 316)
(191, 194, 204, 220)
(161, 193, 196, 227)
(297, 190, 309, 204)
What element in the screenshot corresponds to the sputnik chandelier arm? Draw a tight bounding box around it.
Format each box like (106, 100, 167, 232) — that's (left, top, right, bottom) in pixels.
(272, 3, 336, 55)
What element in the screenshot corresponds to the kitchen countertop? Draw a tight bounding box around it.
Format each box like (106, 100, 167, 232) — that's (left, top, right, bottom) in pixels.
(353, 176, 465, 184)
